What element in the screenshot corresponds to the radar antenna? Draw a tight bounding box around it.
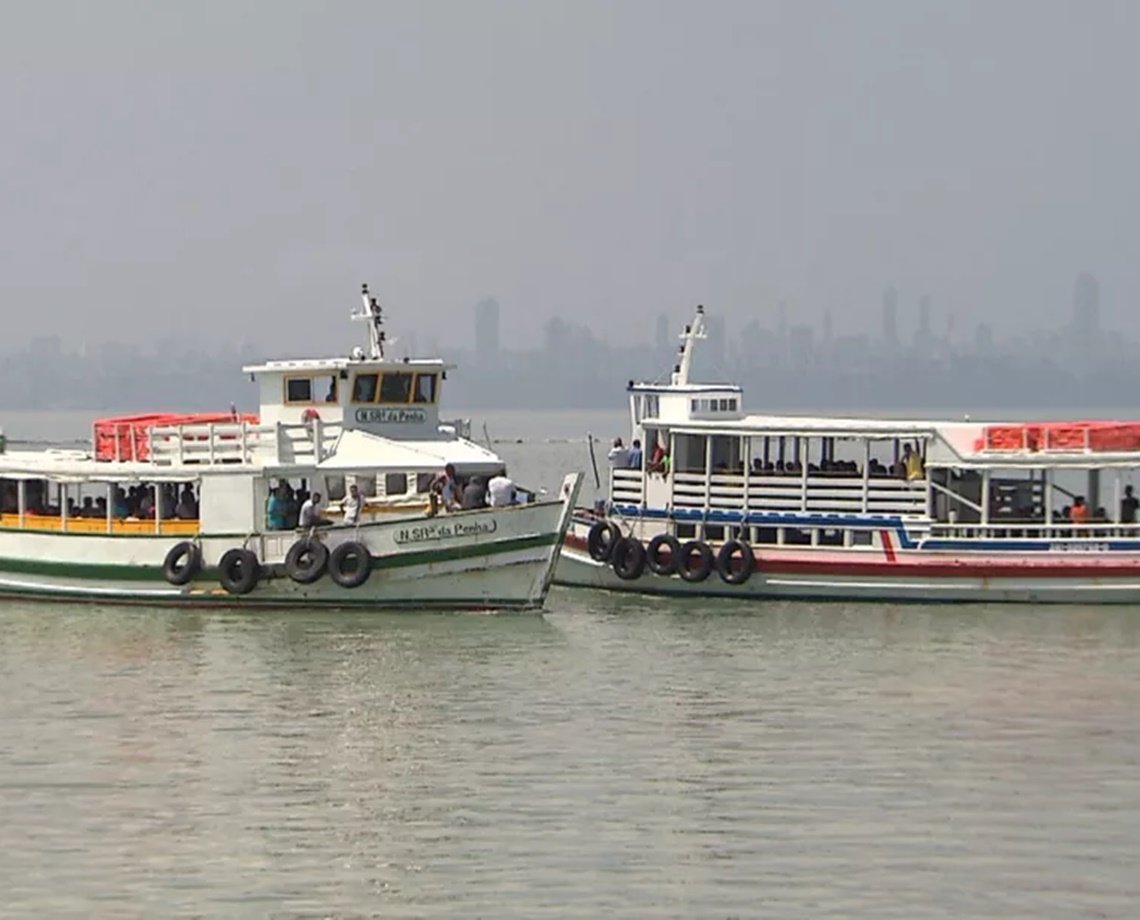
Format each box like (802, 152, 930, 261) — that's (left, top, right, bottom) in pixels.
(353, 283, 387, 359)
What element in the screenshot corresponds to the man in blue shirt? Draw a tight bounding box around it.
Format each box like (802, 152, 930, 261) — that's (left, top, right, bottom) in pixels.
(626, 438, 642, 469)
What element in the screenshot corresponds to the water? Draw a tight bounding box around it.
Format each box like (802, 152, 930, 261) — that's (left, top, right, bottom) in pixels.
(2, 411, 1140, 916)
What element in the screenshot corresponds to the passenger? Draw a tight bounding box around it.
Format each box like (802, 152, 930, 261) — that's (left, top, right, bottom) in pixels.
(647, 442, 670, 477)
(626, 439, 643, 469)
(341, 482, 362, 525)
(1070, 496, 1090, 531)
(902, 444, 925, 480)
(431, 464, 462, 513)
(112, 487, 129, 519)
(461, 476, 487, 510)
(487, 472, 517, 507)
(175, 486, 198, 520)
(1121, 485, 1138, 525)
(325, 379, 338, 402)
(299, 491, 333, 528)
(607, 437, 630, 467)
(95, 496, 108, 519)
(266, 485, 288, 530)
(80, 496, 96, 518)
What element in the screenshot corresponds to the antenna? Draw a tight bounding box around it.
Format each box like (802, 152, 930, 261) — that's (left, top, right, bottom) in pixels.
(672, 304, 708, 385)
(352, 282, 386, 359)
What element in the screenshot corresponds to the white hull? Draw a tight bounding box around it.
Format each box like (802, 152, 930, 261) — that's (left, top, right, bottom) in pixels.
(0, 477, 581, 611)
(556, 525, 1140, 605)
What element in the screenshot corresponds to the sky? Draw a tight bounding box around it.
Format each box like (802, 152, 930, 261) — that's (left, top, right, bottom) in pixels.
(2, 0, 1138, 358)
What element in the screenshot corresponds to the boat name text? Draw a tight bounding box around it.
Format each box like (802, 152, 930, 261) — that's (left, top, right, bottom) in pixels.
(395, 518, 498, 545)
(355, 408, 427, 424)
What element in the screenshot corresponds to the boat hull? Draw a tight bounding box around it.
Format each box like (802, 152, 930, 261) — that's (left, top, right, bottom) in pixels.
(557, 529, 1140, 605)
(0, 476, 581, 611)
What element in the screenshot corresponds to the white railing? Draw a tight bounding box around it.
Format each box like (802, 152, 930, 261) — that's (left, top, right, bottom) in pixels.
(610, 468, 644, 505)
(146, 420, 343, 467)
(668, 471, 928, 516)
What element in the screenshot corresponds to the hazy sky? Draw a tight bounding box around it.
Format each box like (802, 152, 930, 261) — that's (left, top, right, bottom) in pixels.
(3, 0, 1138, 358)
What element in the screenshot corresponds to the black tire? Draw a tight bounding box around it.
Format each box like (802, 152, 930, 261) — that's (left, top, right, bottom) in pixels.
(219, 548, 260, 596)
(677, 540, 714, 583)
(611, 537, 647, 580)
(587, 521, 619, 563)
(328, 540, 372, 589)
(716, 539, 754, 585)
(646, 534, 681, 576)
(163, 541, 201, 586)
(284, 538, 328, 584)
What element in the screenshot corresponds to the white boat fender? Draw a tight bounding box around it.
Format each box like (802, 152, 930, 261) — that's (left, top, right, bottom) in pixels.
(677, 541, 714, 583)
(587, 521, 619, 563)
(219, 548, 261, 595)
(285, 538, 328, 584)
(716, 539, 754, 586)
(611, 537, 647, 580)
(328, 541, 371, 588)
(646, 534, 681, 576)
(163, 541, 202, 586)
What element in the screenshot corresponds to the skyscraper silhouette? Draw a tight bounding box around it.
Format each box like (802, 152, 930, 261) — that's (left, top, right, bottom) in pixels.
(473, 297, 501, 361)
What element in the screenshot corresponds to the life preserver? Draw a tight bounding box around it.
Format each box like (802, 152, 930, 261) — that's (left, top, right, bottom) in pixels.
(163, 541, 201, 586)
(301, 408, 321, 423)
(285, 538, 328, 584)
(716, 539, 754, 585)
(677, 540, 714, 583)
(219, 547, 260, 595)
(328, 540, 372, 588)
(611, 536, 647, 580)
(646, 534, 681, 576)
(587, 520, 619, 563)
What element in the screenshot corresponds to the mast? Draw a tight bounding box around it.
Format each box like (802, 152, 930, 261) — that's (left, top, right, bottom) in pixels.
(672, 305, 707, 385)
(353, 283, 386, 359)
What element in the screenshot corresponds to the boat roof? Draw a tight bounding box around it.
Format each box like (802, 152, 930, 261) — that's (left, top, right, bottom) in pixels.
(311, 429, 502, 474)
(242, 356, 453, 375)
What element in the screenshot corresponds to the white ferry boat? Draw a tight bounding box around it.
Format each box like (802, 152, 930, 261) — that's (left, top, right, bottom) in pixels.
(0, 286, 581, 610)
(558, 306, 1140, 603)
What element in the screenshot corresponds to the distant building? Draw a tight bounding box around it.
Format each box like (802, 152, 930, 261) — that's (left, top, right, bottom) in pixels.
(473, 297, 501, 360)
(915, 294, 932, 353)
(882, 287, 899, 351)
(1072, 272, 1099, 340)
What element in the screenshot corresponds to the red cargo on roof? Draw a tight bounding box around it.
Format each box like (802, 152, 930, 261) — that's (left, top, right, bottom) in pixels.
(93, 412, 259, 462)
(978, 421, 1140, 453)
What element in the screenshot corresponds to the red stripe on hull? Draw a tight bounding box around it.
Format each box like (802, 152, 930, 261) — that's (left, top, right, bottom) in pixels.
(564, 534, 1140, 579)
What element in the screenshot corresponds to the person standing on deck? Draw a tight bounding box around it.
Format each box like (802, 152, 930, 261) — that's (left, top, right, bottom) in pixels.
(1121, 485, 1139, 526)
(902, 444, 925, 481)
(627, 439, 643, 469)
(607, 438, 630, 467)
(341, 483, 362, 526)
(300, 491, 333, 528)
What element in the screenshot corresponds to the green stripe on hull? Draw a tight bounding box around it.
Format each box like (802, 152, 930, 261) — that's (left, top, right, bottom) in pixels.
(0, 531, 559, 582)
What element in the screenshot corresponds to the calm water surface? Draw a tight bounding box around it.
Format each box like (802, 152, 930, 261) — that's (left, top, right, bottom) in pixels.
(1, 412, 1139, 916)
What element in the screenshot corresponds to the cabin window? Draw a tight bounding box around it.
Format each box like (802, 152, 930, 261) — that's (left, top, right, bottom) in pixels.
(385, 472, 409, 496)
(710, 435, 742, 473)
(415, 472, 435, 493)
(413, 373, 438, 404)
(285, 377, 313, 403)
(691, 399, 699, 413)
(674, 434, 707, 474)
(379, 372, 414, 404)
(645, 395, 659, 418)
(353, 474, 376, 498)
(352, 373, 379, 403)
(325, 475, 347, 501)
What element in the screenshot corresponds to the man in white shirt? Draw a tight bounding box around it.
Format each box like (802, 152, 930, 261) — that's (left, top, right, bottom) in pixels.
(487, 473, 516, 508)
(607, 437, 630, 467)
(299, 491, 332, 528)
(341, 483, 362, 526)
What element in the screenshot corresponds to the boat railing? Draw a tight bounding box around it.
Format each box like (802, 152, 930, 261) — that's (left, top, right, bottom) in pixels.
(146, 419, 343, 466)
(610, 468, 644, 504)
(668, 471, 928, 515)
(926, 522, 1140, 542)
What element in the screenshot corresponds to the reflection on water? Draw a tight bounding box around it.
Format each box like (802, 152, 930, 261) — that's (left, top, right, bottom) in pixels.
(2, 595, 1139, 917)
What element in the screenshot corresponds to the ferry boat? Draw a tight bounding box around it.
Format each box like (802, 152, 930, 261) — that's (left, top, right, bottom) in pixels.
(558, 306, 1140, 603)
(0, 286, 581, 609)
